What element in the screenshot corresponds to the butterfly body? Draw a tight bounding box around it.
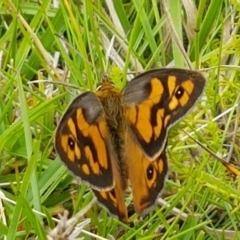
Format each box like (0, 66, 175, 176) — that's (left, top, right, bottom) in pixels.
(95, 79, 129, 193)
(55, 68, 206, 222)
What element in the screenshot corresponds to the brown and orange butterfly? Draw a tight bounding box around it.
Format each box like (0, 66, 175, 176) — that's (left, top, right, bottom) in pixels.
(54, 68, 206, 222)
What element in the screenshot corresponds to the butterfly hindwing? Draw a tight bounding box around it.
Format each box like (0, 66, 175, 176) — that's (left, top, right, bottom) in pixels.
(55, 92, 115, 190)
(125, 132, 168, 215)
(123, 68, 206, 159)
(92, 174, 128, 222)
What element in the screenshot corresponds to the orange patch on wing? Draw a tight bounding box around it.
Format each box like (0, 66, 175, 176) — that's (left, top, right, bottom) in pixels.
(109, 191, 117, 204)
(158, 158, 164, 173)
(84, 145, 100, 174)
(179, 91, 189, 106)
(126, 106, 138, 125)
(167, 75, 176, 96)
(153, 109, 164, 137)
(136, 104, 152, 143)
(182, 80, 194, 95)
(82, 163, 90, 175)
(149, 78, 164, 103)
(67, 118, 77, 136)
(96, 120, 109, 169)
(61, 135, 68, 153)
(99, 191, 107, 200)
(75, 144, 81, 159)
(168, 97, 178, 110)
(164, 115, 170, 127)
(76, 108, 89, 129)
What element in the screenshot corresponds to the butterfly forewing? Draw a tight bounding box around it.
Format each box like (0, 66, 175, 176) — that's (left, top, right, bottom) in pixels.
(55, 92, 115, 190)
(92, 173, 128, 222)
(123, 68, 206, 159)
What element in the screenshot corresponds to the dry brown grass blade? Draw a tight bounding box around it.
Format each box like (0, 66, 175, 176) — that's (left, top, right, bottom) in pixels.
(183, 130, 240, 177)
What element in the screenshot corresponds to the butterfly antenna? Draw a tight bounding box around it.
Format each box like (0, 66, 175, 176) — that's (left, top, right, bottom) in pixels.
(105, 35, 116, 71)
(97, 35, 116, 87)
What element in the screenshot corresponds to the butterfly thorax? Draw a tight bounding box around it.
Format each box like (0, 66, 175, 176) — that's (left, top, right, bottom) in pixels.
(96, 81, 128, 188)
(96, 80, 123, 129)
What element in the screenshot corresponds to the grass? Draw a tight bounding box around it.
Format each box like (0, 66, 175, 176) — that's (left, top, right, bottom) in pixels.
(0, 0, 240, 239)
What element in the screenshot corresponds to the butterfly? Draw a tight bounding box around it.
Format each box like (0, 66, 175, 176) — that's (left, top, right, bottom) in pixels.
(54, 68, 206, 222)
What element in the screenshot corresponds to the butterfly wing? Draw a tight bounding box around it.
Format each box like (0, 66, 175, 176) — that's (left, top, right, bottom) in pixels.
(122, 68, 206, 159)
(92, 171, 128, 222)
(55, 92, 115, 190)
(124, 132, 168, 215)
